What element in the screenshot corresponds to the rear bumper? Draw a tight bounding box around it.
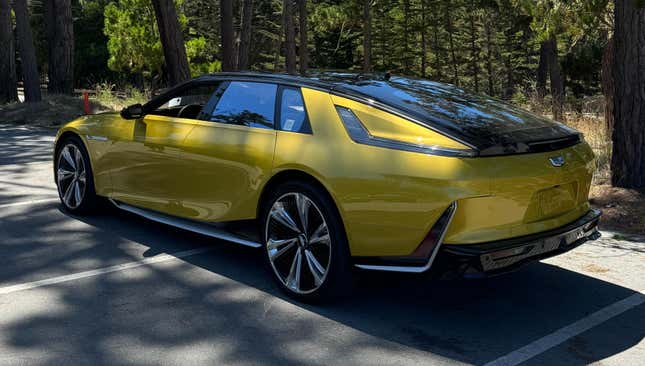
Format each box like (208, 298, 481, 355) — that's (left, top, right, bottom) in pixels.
(434, 209, 602, 278)
(354, 209, 602, 276)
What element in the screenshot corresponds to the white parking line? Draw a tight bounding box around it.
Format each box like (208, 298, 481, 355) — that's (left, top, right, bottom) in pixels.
(483, 292, 645, 366)
(0, 197, 60, 208)
(0, 247, 213, 295)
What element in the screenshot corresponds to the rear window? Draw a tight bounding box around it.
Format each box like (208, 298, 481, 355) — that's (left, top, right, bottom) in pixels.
(324, 75, 580, 154)
(340, 77, 573, 136)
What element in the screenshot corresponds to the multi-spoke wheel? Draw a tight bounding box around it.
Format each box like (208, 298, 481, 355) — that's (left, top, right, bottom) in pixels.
(55, 137, 98, 214)
(262, 182, 352, 301)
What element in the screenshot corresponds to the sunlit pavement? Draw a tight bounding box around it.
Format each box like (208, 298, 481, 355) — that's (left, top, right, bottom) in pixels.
(0, 123, 643, 365)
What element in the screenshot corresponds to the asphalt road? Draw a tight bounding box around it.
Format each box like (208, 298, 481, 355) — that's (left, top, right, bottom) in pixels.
(0, 123, 643, 365)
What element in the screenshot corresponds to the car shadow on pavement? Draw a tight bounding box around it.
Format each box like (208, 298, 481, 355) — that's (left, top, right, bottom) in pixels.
(1, 203, 642, 365)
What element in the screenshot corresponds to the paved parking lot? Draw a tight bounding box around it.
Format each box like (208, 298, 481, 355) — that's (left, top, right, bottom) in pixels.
(0, 123, 643, 365)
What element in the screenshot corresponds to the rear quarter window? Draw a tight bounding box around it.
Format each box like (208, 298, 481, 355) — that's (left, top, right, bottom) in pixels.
(278, 87, 311, 134)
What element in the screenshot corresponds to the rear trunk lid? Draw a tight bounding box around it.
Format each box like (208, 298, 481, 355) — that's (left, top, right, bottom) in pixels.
(444, 142, 595, 244)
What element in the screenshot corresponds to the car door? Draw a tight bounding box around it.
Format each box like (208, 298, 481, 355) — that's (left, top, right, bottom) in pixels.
(106, 82, 221, 215)
(179, 81, 279, 222)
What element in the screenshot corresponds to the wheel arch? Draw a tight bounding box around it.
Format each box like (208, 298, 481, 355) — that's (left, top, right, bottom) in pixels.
(257, 168, 347, 236)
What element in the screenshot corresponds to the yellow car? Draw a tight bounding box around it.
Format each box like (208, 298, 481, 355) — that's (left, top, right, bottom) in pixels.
(54, 72, 601, 300)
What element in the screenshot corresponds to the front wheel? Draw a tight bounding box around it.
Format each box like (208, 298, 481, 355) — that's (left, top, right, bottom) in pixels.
(55, 136, 99, 214)
(261, 181, 352, 302)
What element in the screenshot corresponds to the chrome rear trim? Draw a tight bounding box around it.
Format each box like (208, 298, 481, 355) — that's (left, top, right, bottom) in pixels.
(109, 199, 262, 248)
(354, 202, 458, 273)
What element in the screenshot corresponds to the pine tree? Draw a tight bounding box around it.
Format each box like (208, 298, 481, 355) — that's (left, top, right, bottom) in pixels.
(0, 0, 18, 103)
(12, 0, 42, 102)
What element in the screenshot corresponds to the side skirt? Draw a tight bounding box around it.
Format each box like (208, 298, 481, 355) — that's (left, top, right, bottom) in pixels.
(109, 199, 262, 248)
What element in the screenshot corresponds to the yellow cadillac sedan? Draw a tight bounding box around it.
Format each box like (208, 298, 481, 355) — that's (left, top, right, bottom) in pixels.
(54, 72, 601, 301)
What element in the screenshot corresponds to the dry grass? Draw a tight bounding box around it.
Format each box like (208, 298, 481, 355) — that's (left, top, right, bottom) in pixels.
(564, 113, 612, 185)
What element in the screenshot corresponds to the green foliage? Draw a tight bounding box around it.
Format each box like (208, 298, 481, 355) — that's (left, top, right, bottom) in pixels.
(37, 0, 611, 101)
(103, 0, 163, 76)
(74, 0, 116, 85)
(185, 37, 221, 76)
(103, 0, 223, 84)
(310, 1, 360, 69)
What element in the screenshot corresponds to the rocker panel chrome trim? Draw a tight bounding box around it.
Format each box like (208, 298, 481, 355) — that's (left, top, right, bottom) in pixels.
(109, 199, 262, 248)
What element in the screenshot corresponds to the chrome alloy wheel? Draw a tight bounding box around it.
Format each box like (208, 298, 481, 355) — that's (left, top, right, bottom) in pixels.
(265, 192, 332, 294)
(56, 144, 87, 209)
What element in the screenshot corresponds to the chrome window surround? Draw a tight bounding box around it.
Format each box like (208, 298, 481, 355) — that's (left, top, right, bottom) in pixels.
(335, 106, 476, 158)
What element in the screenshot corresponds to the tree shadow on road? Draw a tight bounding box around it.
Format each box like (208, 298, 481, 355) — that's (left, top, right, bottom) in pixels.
(0, 203, 642, 365)
(0, 124, 54, 166)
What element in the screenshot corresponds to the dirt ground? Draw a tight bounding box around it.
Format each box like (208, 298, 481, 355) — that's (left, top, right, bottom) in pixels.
(590, 184, 645, 236)
(0, 95, 112, 128)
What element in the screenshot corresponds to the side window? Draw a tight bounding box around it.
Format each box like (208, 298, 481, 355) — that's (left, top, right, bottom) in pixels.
(210, 82, 277, 129)
(150, 84, 219, 120)
(278, 87, 311, 134)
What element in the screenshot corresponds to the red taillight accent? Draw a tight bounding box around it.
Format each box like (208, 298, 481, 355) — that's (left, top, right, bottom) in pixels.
(409, 203, 456, 258)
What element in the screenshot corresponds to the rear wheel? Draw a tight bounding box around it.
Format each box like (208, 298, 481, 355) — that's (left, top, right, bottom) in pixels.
(261, 181, 352, 302)
(55, 136, 99, 214)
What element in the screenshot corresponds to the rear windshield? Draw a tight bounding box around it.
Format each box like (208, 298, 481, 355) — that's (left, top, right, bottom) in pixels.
(326, 75, 579, 154)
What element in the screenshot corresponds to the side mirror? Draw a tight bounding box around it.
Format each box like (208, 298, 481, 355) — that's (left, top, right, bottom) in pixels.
(120, 103, 144, 120)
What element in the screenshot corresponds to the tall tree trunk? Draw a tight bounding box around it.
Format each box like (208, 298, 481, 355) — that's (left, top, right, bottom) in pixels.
(237, 0, 253, 71)
(503, 34, 514, 98)
(420, 0, 427, 77)
(402, 0, 410, 72)
(536, 41, 549, 101)
(298, 0, 308, 74)
(220, 0, 235, 71)
(445, 1, 458, 86)
(545, 36, 564, 122)
(431, 6, 442, 79)
(484, 16, 494, 96)
(468, 3, 479, 92)
(151, 0, 191, 85)
(46, 0, 74, 94)
(362, 0, 371, 72)
(0, 0, 18, 103)
(611, 0, 645, 188)
(380, 8, 387, 68)
(601, 36, 614, 134)
(273, 23, 282, 71)
(282, 0, 296, 74)
(12, 0, 41, 102)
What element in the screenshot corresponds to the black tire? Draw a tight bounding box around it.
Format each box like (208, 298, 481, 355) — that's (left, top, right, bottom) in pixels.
(260, 181, 353, 302)
(55, 135, 100, 215)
